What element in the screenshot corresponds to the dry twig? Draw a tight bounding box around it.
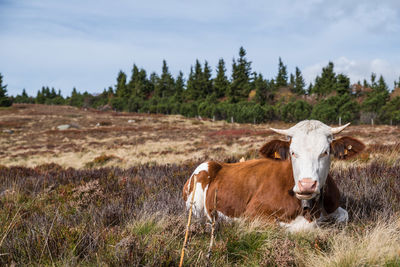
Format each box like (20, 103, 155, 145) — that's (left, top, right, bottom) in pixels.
(179, 175, 197, 267)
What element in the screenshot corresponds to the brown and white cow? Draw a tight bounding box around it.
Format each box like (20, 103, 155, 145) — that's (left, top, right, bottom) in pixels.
(182, 120, 365, 231)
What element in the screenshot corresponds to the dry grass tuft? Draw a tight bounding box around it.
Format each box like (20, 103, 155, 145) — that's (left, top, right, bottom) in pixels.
(303, 220, 400, 267)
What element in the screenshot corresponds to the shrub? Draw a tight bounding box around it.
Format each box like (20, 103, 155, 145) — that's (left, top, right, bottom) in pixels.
(280, 100, 312, 122)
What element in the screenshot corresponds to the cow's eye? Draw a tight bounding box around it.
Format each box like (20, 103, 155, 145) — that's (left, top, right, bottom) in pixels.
(320, 151, 329, 158)
(291, 151, 298, 158)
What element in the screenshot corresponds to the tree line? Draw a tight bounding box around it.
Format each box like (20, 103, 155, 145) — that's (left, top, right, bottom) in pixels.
(2, 47, 400, 124)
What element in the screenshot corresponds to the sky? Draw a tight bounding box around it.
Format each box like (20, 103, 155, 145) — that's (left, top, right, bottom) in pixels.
(1, 0, 400, 97)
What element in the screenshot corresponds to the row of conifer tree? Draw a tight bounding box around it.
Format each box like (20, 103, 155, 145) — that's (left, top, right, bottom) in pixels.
(2, 47, 400, 124)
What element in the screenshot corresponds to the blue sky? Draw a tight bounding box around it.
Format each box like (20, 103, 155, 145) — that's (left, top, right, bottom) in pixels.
(1, 0, 400, 96)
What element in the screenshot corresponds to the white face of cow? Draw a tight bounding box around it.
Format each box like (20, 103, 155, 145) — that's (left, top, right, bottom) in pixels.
(289, 130, 332, 200)
(270, 120, 351, 200)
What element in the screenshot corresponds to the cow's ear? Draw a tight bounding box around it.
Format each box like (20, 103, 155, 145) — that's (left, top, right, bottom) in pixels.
(260, 140, 290, 160)
(330, 136, 365, 160)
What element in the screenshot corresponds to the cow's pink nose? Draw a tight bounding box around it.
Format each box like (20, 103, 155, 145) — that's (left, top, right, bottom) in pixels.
(298, 178, 318, 194)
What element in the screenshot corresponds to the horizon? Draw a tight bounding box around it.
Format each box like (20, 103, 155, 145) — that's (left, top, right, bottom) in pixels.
(1, 0, 400, 97)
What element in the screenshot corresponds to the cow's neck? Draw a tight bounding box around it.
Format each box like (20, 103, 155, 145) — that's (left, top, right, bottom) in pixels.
(300, 184, 326, 221)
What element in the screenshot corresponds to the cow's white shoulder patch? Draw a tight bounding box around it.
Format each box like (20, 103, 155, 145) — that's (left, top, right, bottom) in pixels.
(186, 162, 210, 218)
(193, 162, 209, 175)
(279, 216, 317, 232)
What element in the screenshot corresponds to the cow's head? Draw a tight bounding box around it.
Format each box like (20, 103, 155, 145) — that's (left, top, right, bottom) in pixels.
(260, 120, 364, 200)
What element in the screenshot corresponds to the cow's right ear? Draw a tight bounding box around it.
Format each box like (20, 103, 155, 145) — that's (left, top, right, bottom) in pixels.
(259, 140, 290, 160)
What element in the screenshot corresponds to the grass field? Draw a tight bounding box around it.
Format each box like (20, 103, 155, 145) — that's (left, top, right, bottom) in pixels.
(1, 104, 400, 266)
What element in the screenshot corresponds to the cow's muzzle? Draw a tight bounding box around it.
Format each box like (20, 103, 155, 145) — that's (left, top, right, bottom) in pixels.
(296, 178, 318, 200)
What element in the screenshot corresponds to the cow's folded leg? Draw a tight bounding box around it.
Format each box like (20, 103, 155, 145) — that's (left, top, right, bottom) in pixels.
(318, 207, 348, 224)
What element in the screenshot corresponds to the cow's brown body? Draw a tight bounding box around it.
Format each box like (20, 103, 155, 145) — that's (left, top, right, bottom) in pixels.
(182, 158, 340, 223)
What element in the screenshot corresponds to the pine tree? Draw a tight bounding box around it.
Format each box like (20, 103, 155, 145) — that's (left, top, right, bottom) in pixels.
(115, 71, 128, 98)
(155, 60, 175, 98)
(128, 65, 151, 99)
(50, 87, 57, 98)
(336, 74, 350, 95)
(312, 62, 336, 97)
(293, 67, 306, 95)
(127, 64, 140, 96)
(229, 47, 252, 101)
(202, 61, 213, 97)
(174, 71, 185, 101)
(36, 87, 46, 104)
(362, 74, 389, 113)
(15, 88, 33, 104)
(22, 89, 28, 99)
(276, 57, 288, 88)
(186, 60, 204, 100)
(254, 73, 270, 103)
(0, 73, 12, 107)
(69, 87, 84, 107)
(307, 83, 313, 95)
(213, 58, 229, 98)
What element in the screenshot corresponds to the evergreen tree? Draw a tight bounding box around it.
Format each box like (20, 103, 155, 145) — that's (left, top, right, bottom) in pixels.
(22, 88, 28, 98)
(50, 87, 57, 99)
(174, 71, 185, 102)
(127, 64, 140, 97)
(307, 83, 313, 95)
(379, 96, 400, 124)
(115, 71, 128, 98)
(36, 87, 46, 104)
(281, 100, 312, 122)
(202, 61, 213, 97)
(69, 87, 84, 107)
(0, 73, 12, 107)
(254, 74, 269, 103)
(186, 60, 204, 100)
(148, 72, 158, 96)
(293, 67, 306, 95)
(311, 94, 359, 123)
(312, 62, 336, 97)
(229, 47, 252, 101)
(15, 89, 34, 103)
(154, 60, 175, 98)
(213, 58, 229, 98)
(336, 74, 351, 95)
(276, 57, 288, 88)
(128, 65, 151, 99)
(362, 74, 389, 113)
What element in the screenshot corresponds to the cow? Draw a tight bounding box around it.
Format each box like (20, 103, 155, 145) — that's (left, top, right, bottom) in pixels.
(182, 120, 365, 231)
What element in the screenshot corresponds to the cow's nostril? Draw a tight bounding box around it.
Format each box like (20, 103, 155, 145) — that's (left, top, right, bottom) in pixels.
(298, 178, 318, 194)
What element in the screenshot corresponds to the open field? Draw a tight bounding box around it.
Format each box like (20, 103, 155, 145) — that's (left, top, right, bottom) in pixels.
(2, 104, 400, 169)
(1, 104, 400, 266)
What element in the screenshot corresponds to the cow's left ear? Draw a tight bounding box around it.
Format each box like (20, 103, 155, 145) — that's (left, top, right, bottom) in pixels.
(330, 136, 365, 159)
(259, 140, 290, 160)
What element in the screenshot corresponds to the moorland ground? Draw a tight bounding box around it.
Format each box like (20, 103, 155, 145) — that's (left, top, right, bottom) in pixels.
(0, 104, 399, 266)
